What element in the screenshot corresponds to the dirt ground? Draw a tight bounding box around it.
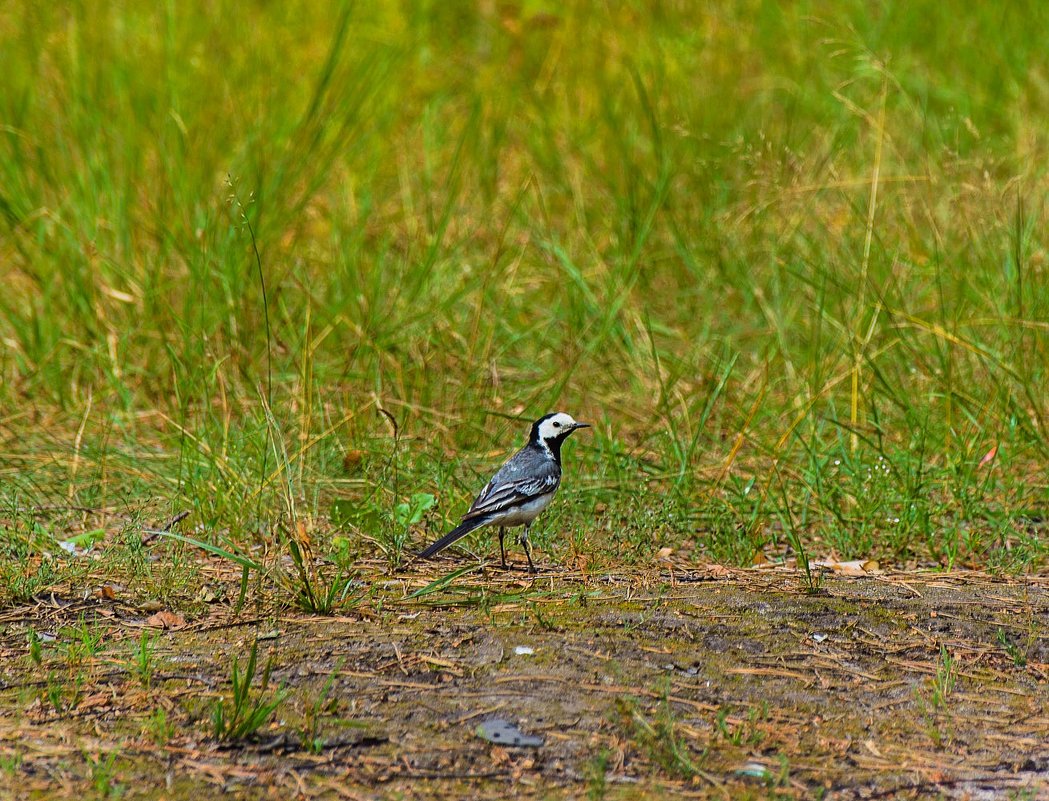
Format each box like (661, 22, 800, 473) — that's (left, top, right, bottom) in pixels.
(1, 563, 1046, 800)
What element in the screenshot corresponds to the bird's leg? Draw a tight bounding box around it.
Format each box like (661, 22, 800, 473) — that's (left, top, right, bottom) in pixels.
(498, 527, 507, 569)
(520, 525, 536, 574)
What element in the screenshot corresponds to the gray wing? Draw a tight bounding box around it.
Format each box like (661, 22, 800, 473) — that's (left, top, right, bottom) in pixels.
(462, 448, 561, 520)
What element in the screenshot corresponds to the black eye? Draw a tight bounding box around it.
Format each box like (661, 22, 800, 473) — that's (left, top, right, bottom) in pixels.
(553, 421, 561, 428)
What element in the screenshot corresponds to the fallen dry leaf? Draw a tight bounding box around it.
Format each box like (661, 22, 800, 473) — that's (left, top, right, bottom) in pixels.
(146, 610, 185, 629)
(812, 559, 875, 577)
(978, 444, 998, 468)
(832, 561, 868, 577)
(342, 449, 365, 472)
(489, 746, 511, 766)
(77, 692, 112, 711)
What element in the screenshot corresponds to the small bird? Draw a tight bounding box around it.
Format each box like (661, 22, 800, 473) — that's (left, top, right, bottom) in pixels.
(417, 412, 590, 572)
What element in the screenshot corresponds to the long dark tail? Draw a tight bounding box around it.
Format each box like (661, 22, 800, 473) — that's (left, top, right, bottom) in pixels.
(417, 515, 491, 559)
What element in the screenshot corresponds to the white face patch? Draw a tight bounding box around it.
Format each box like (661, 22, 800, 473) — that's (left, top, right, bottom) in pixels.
(536, 412, 579, 441)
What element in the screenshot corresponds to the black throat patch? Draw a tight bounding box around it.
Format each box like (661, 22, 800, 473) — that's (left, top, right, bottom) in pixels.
(529, 414, 571, 466)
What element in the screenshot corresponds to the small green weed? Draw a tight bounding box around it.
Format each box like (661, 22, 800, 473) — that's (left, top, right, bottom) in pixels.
(702, 480, 766, 565)
(914, 644, 958, 747)
(210, 639, 287, 741)
(145, 707, 174, 746)
(0, 750, 24, 777)
(61, 614, 106, 666)
(779, 498, 823, 595)
(86, 751, 124, 799)
(298, 659, 344, 753)
(2, 554, 61, 605)
(131, 631, 155, 689)
(44, 670, 84, 714)
(280, 524, 366, 614)
(996, 628, 1028, 668)
(931, 645, 956, 709)
(715, 703, 766, 746)
(27, 630, 43, 666)
(353, 490, 436, 570)
(585, 748, 611, 800)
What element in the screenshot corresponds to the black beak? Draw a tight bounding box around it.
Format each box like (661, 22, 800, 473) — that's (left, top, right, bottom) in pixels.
(573, 422, 591, 430)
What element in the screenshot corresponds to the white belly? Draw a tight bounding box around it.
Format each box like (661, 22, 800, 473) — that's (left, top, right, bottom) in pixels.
(487, 492, 556, 527)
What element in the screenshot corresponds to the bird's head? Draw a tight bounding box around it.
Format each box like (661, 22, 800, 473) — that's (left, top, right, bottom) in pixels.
(530, 412, 590, 448)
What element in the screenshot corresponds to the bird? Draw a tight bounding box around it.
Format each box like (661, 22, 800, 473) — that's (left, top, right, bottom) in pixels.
(417, 412, 590, 572)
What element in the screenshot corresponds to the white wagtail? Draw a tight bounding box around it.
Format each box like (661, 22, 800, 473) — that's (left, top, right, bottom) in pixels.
(417, 412, 589, 572)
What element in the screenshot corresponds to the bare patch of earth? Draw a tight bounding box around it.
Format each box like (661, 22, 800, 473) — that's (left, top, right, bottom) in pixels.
(0, 566, 1046, 799)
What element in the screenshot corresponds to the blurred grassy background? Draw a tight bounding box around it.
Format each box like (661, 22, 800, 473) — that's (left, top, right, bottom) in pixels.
(1, 0, 1047, 596)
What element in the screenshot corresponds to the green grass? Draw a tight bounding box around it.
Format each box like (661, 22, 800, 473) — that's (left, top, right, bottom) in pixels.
(210, 638, 287, 741)
(1, 1, 1047, 608)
